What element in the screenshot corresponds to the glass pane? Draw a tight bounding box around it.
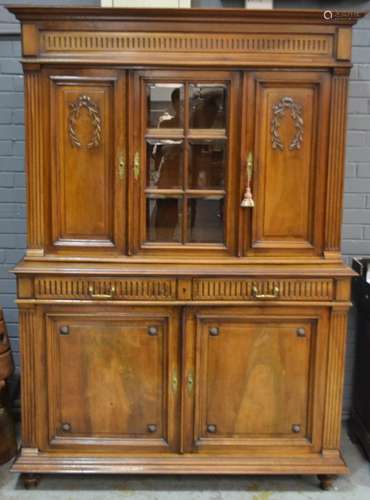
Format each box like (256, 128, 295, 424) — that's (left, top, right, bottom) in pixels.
(187, 197, 224, 244)
(189, 84, 226, 129)
(146, 140, 183, 189)
(147, 84, 184, 129)
(189, 140, 225, 189)
(146, 197, 182, 242)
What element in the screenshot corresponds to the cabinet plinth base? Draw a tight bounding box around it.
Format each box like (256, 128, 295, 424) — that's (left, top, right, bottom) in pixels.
(12, 452, 348, 476)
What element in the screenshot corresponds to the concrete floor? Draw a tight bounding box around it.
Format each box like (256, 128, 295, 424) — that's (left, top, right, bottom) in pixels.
(1, 430, 370, 500)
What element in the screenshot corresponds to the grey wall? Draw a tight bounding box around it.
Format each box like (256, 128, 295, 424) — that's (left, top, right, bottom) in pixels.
(0, 0, 369, 418)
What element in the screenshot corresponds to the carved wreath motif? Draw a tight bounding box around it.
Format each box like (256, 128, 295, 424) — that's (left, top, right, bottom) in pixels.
(68, 95, 102, 149)
(271, 96, 304, 151)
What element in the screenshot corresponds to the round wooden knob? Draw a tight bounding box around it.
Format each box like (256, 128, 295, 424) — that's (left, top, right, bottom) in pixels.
(61, 422, 71, 432)
(209, 327, 219, 336)
(147, 424, 157, 433)
(59, 325, 69, 335)
(292, 424, 301, 433)
(296, 328, 306, 337)
(207, 424, 217, 433)
(148, 326, 158, 336)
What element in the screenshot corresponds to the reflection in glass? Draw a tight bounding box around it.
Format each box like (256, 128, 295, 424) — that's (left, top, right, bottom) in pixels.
(189, 141, 225, 189)
(188, 197, 224, 243)
(189, 85, 226, 129)
(146, 140, 183, 189)
(147, 84, 184, 129)
(146, 196, 182, 242)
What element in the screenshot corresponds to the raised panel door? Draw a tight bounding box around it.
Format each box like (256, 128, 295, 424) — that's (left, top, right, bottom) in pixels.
(241, 72, 330, 257)
(183, 306, 328, 455)
(48, 69, 126, 254)
(43, 307, 180, 453)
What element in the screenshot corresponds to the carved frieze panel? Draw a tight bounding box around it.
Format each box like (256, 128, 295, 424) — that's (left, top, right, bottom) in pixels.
(40, 31, 333, 58)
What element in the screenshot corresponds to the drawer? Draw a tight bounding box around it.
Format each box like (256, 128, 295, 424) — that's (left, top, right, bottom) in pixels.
(33, 276, 334, 302)
(193, 278, 334, 301)
(35, 277, 177, 300)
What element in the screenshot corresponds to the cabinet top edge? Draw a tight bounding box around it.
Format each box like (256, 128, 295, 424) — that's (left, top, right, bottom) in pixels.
(7, 6, 367, 26)
(11, 259, 356, 278)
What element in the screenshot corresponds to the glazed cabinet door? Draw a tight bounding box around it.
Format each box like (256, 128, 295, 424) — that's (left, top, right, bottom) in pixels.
(129, 70, 240, 257)
(183, 306, 328, 455)
(241, 72, 330, 257)
(42, 307, 180, 454)
(47, 69, 126, 254)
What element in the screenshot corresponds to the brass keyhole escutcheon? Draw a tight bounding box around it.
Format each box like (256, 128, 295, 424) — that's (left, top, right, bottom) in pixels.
(148, 326, 158, 336)
(207, 424, 217, 433)
(147, 424, 157, 433)
(209, 327, 219, 336)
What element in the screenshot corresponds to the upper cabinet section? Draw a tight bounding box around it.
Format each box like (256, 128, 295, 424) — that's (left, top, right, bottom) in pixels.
(9, 7, 363, 67)
(12, 7, 362, 262)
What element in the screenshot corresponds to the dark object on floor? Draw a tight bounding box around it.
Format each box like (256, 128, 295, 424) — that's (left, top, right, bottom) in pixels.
(349, 258, 370, 460)
(0, 308, 17, 465)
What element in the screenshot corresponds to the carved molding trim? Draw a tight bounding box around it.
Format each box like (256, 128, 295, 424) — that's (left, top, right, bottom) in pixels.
(323, 309, 348, 449)
(25, 72, 45, 250)
(325, 76, 348, 251)
(68, 95, 102, 149)
(19, 309, 37, 447)
(41, 31, 333, 56)
(271, 96, 304, 151)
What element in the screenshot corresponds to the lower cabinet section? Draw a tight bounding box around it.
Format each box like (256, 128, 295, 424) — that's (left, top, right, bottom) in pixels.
(17, 303, 347, 475)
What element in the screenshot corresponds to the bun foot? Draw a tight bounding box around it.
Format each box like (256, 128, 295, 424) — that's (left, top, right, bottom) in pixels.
(318, 474, 337, 490)
(21, 473, 41, 489)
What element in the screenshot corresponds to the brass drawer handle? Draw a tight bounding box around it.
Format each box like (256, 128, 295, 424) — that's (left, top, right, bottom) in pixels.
(252, 286, 280, 299)
(88, 285, 116, 299)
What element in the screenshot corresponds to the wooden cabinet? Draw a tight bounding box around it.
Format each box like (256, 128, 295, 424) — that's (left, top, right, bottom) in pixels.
(9, 5, 363, 489)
